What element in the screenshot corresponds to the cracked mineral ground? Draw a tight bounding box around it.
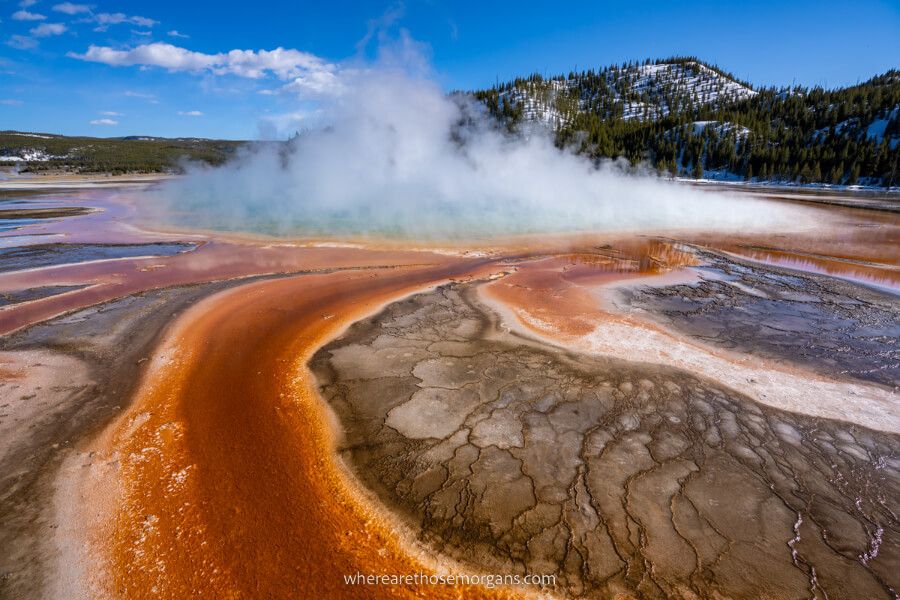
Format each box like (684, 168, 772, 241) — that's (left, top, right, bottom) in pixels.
(311, 280, 900, 600)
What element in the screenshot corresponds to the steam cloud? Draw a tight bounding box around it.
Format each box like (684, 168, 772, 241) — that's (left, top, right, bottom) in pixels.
(152, 47, 807, 240)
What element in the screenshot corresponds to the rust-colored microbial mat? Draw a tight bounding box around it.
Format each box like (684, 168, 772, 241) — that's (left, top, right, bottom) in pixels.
(96, 261, 533, 599)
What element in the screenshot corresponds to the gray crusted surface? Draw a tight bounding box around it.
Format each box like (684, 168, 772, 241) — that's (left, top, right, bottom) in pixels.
(617, 251, 900, 389)
(312, 283, 900, 599)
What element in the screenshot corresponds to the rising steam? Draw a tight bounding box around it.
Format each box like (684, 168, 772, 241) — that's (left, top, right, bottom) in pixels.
(150, 46, 807, 240)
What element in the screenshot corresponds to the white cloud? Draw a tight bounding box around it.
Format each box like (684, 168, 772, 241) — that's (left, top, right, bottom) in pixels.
(72, 43, 217, 71)
(131, 29, 152, 36)
(53, 2, 91, 14)
(31, 22, 67, 37)
(6, 35, 37, 49)
(12, 9, 46, 21)
(1, 99, 24, 106)
(89, 118, 118, 125)
(124, 90, 157, 102)
(19, 0, 38, 7)
(178, 110, 203, 116)
(92, 12, 158, 27)
(167, 30, 189, 39)
(221, 48, 334, 80)
(100, 110, 122, 116)
(132, 15, 156, 27)
(69, 42, 338, 90)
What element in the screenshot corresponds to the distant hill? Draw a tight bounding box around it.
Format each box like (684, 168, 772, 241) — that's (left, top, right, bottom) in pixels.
(475, 57, 900, 186)
(0, 131, 245, 174)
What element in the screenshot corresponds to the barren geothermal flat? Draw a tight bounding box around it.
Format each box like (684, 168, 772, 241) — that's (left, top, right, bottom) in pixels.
(4, 12, 900, 595)
(0, 176, 897, 600)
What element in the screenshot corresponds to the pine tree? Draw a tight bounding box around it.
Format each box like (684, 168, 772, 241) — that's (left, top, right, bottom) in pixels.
(830, 162, 844, 184)
(848, 163, 860, 185)
(692, 160, 704, 179)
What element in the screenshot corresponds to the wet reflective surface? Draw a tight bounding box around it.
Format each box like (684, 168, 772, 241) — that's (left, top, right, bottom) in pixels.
(722, 246, 900, 294)
(0, 242, 194, 273)
(618, 250, 900, 388)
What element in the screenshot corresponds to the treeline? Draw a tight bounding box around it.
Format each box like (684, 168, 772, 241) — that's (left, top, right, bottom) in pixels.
(0, 132, 245, 174)
(477, 61, 900, 186)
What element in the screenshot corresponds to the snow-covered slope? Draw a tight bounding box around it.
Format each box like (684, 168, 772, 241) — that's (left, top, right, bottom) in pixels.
(497, 59, 757, 128)
(865, 104, 899, 148)
(813, 104, 900, 149)
(501, 79, 573, 128)
(0, 149, 63, 162)
(691, 120, 751, 138)
(615, 62, 756, 121)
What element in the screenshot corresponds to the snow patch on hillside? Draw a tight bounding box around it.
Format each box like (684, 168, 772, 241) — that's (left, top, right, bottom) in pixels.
(500, 61, 756, 128)
(4, 132, 54, 139)
(692, 121, 751, 138)
(0, 149, 62, 162)
(618, 63, 756, 121)
(813, 104, 899, 149)
(501, 79, 571, 128)
(866, 104, 899, 147)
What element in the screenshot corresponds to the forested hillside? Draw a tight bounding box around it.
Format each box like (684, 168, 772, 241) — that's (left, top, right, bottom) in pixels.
(0, 132, 244, 174)
(475, 58, 900, 186)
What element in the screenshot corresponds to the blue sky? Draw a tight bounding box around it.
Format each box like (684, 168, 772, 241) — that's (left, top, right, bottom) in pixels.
(2, 0, 898, 139)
